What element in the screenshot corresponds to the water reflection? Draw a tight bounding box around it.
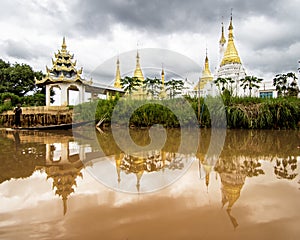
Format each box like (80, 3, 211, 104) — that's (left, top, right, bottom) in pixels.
(0, 130, 88, 215)
(0, 128, 299, 231)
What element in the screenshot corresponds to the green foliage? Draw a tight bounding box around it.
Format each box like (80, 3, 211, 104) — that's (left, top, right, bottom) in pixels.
(240, 75, 263, 97)
(143, 77, 162, 98)
(0, 59, 43, 96)
(273, 72, 299, 97)
(74, 94, 300, 130)
(0, 92, 21, 106)
(0, 58, 48, 107)
(0, 101, 13, 114)
(121, 76, 142, 95)
(21, 93, 45, 106)
(214, 77, 234, 94)
(165, 79, 184, 98)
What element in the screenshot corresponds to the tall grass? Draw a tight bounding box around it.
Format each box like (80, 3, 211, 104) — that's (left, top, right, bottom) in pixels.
(74, 96, 300, 129)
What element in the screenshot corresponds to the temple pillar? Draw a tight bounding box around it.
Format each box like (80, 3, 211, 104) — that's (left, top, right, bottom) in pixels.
(79, 85, 85, 104)
(60, 84, 68, 106)
(46, 85, 51, 106)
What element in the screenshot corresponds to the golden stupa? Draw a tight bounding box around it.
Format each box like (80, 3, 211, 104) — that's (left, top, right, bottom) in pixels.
(220, 14, 242, 66)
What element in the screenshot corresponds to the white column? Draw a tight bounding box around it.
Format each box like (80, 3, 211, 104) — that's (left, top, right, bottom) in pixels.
(60, 142, 70, 164)
(46, 85, 51, 106)
(80, 85, 85, 104)
(60, 84, 68, 106)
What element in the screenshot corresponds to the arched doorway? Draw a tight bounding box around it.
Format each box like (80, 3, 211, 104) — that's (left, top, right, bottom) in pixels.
(67, 85, 80, 106)
(49, 85, 62, 106)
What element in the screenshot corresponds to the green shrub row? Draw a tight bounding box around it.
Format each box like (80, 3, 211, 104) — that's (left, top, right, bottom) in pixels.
(68, 96, 300, 129)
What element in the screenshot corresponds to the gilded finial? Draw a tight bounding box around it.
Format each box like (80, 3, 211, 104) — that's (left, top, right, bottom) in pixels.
(229, 9, 233, 30)
(219, 20, 226, 45)
(62, 37, 67, 50)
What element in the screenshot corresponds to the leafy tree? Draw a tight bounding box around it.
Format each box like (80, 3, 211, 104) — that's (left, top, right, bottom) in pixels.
(273, 72, 299, 97)
(121, 76, 142, 95)
(0, 59, 44, 96)
(240, 75, 263, 97)
(165, 79, 184, 99)
(0, 61, 41, 96)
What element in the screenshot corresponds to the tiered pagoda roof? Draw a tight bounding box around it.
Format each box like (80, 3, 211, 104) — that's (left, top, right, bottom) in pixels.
(36, 37, 92, 85)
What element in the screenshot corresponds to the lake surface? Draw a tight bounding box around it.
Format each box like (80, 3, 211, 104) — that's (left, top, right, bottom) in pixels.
(0, 128, 299, 240)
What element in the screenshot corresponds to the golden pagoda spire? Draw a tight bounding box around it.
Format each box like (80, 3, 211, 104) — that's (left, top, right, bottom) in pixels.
(203, 48, 212, 76)
(220, 13, 242, 66)
(61, 37, 67, 52)
(159, 64, 167, 99)
(133, 49, 145, 82)
(114, 57, 121, 88)
(219, 21, 226, 46)
(194, 49, 213, 90)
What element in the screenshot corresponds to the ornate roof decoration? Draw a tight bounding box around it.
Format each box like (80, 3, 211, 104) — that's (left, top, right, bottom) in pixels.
(36, 37, 92, 85)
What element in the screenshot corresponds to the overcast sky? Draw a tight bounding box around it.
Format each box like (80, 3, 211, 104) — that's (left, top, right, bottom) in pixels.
(1, 0, 300, 85)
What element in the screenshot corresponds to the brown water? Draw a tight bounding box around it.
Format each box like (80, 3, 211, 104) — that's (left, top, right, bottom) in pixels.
(0, 128, 299, 240)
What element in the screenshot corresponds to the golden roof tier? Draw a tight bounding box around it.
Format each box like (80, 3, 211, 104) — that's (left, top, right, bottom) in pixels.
(35, 37, 92, 85)
(220, 15, 242, 66)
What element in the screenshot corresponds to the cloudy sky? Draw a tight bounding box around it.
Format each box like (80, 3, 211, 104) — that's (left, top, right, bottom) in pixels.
(1, 0, 300, 85)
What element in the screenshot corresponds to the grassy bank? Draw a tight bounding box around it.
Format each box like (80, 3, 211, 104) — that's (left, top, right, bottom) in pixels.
(63, 95, 300, 129)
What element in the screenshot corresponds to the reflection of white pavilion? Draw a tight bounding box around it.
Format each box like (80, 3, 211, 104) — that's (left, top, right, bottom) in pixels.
(36, 136, 92, 215)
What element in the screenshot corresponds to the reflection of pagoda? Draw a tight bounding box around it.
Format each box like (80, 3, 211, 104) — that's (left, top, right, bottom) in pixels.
(215, 158, 246, 229)
(44, 159, 83, 215)
(36, 139, 85, 215)
(196, 152, 213, 190)
(114, 150, 183, 192)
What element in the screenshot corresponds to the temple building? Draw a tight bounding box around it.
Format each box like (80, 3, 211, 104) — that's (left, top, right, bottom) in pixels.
(214, 14, 247, 96)
(194, 50, 216, 97)
(36, 37, 92, 106)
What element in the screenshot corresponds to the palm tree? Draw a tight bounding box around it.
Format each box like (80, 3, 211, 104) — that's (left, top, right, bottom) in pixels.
(143, 77, 162, 99)
(240, 76, 263, 97)
(120, 76, 141, 95)
(273, 72, 298, 97)
(214, 77, 227, 92)
(165, 79, 184, 99)
(214, 77, 235, 94)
